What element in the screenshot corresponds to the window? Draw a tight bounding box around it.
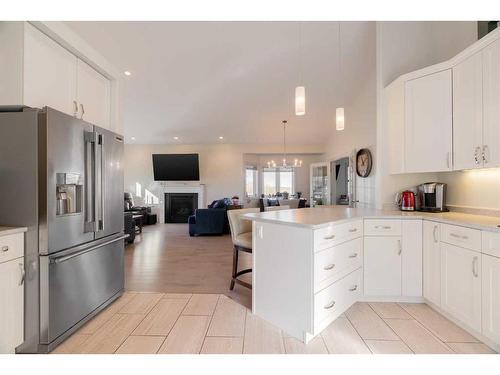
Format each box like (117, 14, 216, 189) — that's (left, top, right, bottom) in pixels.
(263, 169, 277, 195)
(279, 168, 294, 194)
(262, 167, 295, 196)
(245, 166, 258, 197)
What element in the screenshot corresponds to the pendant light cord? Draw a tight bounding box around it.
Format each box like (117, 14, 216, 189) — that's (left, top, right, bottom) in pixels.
(283, 120, 287, 166)
(338, 22, 342, 105)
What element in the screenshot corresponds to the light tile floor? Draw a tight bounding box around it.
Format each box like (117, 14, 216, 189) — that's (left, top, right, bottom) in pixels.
(53, 292, 497, 354)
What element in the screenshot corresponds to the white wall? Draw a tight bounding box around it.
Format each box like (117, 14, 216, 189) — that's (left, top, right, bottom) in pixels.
(124, 143, 325, 210)
(322, 22, 377, 208)
(376, 21, 478, 210)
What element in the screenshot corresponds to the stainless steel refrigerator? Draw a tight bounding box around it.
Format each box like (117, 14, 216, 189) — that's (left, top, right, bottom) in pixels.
(0, 106, 126, 353)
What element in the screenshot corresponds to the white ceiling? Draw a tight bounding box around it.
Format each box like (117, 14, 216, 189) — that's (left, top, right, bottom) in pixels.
(65, 21, 375, 145)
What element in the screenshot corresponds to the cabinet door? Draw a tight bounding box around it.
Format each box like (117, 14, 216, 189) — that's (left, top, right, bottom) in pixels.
(441, 243, 481, 332)
(76, 59, 111, 129)
(402, 220, 422, 297)
(483, 38, 500, 168)
(423, 221, 441, 306)
(23, 23, 77, 115)
(482, 254, 500, 344)
(0, 259, 24, 354)
(453, 52, 484, 170)
(364, 236, 402, 296)
(404, 70, 452, 173)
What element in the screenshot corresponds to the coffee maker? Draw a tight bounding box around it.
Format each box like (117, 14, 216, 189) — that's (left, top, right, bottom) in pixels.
(417, 182, 448, 212)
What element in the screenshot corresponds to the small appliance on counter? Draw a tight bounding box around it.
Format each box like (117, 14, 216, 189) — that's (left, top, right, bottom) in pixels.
(416, 182, 448, 212)
(395, 190, 416, 211)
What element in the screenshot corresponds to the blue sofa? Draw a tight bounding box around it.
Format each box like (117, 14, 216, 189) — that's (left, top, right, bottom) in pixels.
(188, 198, 232, 236)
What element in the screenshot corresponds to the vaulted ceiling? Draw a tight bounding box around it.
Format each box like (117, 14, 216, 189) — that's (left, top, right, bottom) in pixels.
(66, 21, 375, 144)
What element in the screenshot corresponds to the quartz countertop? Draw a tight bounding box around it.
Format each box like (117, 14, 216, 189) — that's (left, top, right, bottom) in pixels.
(244, 206, 500, 232)
(0, 226, 28, 237)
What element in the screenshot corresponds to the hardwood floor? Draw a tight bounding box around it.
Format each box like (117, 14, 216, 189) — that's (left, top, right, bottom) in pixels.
(124, 223, 252, 308)
(53, 295, 496, 354)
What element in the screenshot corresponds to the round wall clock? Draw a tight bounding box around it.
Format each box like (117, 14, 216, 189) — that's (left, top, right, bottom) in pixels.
(356, 148, 372, 178)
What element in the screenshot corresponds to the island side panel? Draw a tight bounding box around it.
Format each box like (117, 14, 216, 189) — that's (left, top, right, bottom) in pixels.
(252, 220, 313, 340)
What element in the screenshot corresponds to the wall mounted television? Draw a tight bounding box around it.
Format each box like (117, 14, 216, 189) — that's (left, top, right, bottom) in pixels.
(152, 154, 200, 181)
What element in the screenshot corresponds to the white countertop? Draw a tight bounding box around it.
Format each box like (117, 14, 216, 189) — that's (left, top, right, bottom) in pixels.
(244, 206, 500, 232)
(0, 226, 28, 237)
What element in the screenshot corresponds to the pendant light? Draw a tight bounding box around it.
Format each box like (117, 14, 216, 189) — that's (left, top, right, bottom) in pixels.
(295, 23, 305, 116)
(267, 120, 302, 169)
(336, 22, 345, 131)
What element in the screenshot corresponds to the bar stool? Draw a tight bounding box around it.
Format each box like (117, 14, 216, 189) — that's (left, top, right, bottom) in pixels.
(227, 208, 260, 290)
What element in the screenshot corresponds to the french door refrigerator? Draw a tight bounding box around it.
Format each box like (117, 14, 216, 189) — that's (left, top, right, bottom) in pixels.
(0, 106, 126, 353)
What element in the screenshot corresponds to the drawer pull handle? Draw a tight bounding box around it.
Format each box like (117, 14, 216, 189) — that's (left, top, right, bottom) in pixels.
(19, 263, 25, 286)
(450, 233, 468, 240)
(433, 225, 438, 243)
(1, 245, 8, 252)
(397, 240, 402, 255)
(348, 228, 357, 233)
(348, 285, 358, 292)
(324, 301, 336, 309)
(472, 256, 479, 278)
(374, 225, 391, 230)
(324, 235, 335, 240)
(348, 253, 358, 258)
(323, 264, 335, 270)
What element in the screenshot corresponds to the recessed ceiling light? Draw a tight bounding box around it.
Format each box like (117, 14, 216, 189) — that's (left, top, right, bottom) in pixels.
(124, 71, 131, 76)
(218, 136, 224, 140)
(131, 136, 136, 141)
(173, 136, 179, 140)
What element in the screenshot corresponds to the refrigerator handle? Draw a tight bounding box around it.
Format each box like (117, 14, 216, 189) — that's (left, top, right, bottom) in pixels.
(84, 131, 97, 233)
(95, 133, 104, 232)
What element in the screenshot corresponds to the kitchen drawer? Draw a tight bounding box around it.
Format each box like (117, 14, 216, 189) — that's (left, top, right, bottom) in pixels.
(0, 233, 24, 264)
(313, 220, 362, 252)
(441, 224, 481, 252)
(314, 268, 362, 329)
(314, 237, 362, 293)
(482, 231, 500, 258)
(364, 219, 401, 236)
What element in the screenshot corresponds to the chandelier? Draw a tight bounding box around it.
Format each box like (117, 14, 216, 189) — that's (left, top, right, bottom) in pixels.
(267, 120, 303, 169)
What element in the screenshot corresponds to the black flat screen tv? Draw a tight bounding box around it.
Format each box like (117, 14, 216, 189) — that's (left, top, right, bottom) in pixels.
(152, 154, 200, 181)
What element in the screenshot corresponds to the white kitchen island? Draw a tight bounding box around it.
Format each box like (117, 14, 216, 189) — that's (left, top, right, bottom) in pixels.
(244, 206, 500, 350)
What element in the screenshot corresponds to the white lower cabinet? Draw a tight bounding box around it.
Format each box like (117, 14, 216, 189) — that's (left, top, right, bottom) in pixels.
(440, 243, 482, 332)
(364, 236, 402, 296)
(482, 254, 500, 344)
(423, 221, 441, 306)
(0, 232, 25, 353)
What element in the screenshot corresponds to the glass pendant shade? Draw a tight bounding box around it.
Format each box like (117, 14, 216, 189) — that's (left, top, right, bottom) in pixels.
(295, 86, 306, 116)
(336, 107, 345, 131)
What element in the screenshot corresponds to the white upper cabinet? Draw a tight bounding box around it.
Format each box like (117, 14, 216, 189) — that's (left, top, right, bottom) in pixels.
(404, 70, 453, 173)
(23, 23, 77, 115)
(482, 37, 500, 168)
(19, 23, 113, 131)
(77, 59, 111, 129)
(453, 52, 484, 170)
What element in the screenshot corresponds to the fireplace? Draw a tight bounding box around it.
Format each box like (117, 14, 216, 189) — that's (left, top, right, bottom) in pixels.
(164, 193, 198, 223)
